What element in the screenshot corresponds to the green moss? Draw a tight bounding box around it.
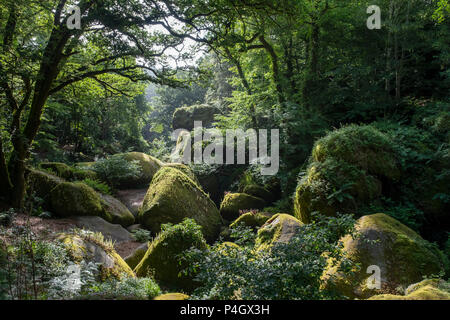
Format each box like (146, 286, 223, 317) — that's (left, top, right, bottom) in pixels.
(138, 167, 222, 242)
(125, 243, 148, 270)
(58, 232, 134, 280)
(229, 212, 272, 229)
(311, 125, 400, 180)
(154, 293, 190, 300)
(134, 219, 207, 292)
(40, 162, 97, 181)
(26, 168, 64, 201)
(242, 185, 273, 203)
(121, 152, 164, 186)
(50, 182, 111, 221)
(294, 159, 382, 223)
(163, 163, 199, 184)
(368, 279, 450, 300)
(219, 193, 266, 221)
(322, 213, 447, 299)
(255, 214, 303, 251)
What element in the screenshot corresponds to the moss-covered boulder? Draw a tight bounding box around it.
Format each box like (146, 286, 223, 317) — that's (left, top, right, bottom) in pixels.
(26, 168, 64, 201)
(322, 213, 448, 299)
(40, 162, 97, 181)
(134, 219, 207, 291)
(255, 214, 304, 251)
(172, 104, 219, 131)
(219, 193, 266, 221)
(368, 279, 450, 300)
(229, 212, 272, 230)
(50, 181, 135, 227)
(100, 194, 135, 227)
(58, 232, 134, 280)
(120, 152, 164, 187)
(294, 125, 401, 224)
(124, 242, 149, 270)
(154, 293, 190, 300)
(74, 216, 134, 243)
(50, 182, 108, 219)
(242, 185, 273, 204)
(138, 167, 222, 242)
(163, 163, 199, 184)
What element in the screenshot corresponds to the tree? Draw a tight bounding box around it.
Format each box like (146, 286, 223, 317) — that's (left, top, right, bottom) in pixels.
(0, 0, 208, 207)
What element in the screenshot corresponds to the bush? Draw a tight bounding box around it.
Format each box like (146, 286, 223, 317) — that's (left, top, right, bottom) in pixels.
(81, 277, 161, 300)
(78, 178, 112, 195)
(92, 154, 142, 188)
(131, 228, 152, 242)
(183, 214, 357, 300)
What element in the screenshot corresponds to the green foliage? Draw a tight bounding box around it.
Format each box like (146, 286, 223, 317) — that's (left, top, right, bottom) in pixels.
(184, 214, 357, 300)
(81, 277, 161, 300)
(131, 229, 152, 243)
(92, 155, 142, 188)
(78, 178, 111, 195)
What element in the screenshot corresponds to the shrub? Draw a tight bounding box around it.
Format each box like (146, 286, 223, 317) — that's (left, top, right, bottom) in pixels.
(81, 277, 161, 300)
(183, 213, 357, 300)
(131, 228, 152, 242)
(78, 178, 111, 195)
(92, 154, 142, 188)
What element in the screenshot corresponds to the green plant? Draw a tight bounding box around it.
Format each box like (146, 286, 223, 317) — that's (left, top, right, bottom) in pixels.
(78, 178, 112, 195)
(184, 214, 357, 300)
(92, 154, 142, 187)
(81, 276, 161, 300)
(131, 229, 152, 243)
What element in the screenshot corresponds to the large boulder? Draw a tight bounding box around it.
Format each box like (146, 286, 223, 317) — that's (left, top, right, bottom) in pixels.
(138, 167, 222, 242)
(50, 182, 107, 219)
(120, 152, 164, 187)
(50, 182, 134, 227)
(229, 212, 272, 230)
(368, 279, 450, 300)
(294, 125, 400, 224)
(134, 219, 207, 291)
(26, 168, 64, 201)
(219, 193, 266, 221)
(255, 214, 303, 251)
(99, 194, 135, 227)
(58, 232, 134, 280)
(322, 213, 448, 299)
(172, 104, 219, 131)
(39, 162, 97, 181)
(74, 216, 134, 243)
(115, 188, 148, 217)
(242, 185, 274, 204)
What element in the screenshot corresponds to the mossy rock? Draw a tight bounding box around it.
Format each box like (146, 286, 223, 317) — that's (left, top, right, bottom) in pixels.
(120, 152, 164, 187)
(219, 193, 266, 221)
(311, 125, 400, 180)
(40, 162, 97, 181)
(58, 233, 134, 280)
(154, 293, 189, 300)
(294, 159, 382, 224)
(172, 104, 219, 131)
(229, 212, 272, 230)
(26, 168, 64, 202)
(255, 214, 303, 251)
(321, 213, 448, 299)
(138, 167, 222, 242)
(368, 279, 450, 300)
(134, 219, 207, 291)
(50, 182, 109, 220)
(100, 194, 135, 227)
(242, 185, 273, 204)
(124, 242, 149, 270)
(163, 163, 199, 185)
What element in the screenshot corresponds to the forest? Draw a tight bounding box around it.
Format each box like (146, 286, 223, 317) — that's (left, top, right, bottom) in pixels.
(0, 0, 449, 301)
